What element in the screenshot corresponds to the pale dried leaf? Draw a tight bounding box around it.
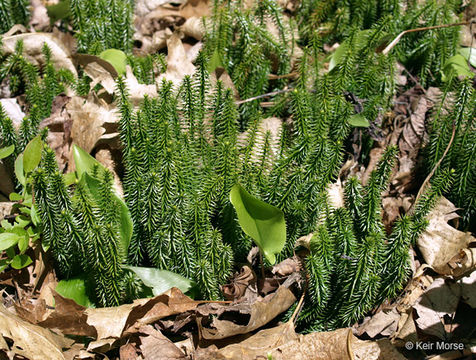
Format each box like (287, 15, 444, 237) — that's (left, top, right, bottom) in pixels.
(355, 308, 400, 338)
(138, 325, 187, 359)
(0, 99, 25, 129)
(417, 197, 475, 273)
(0, 303, 72, 360)
(181, 16, 204, 40)
(157, 32, 196, 86)
(413, 278, 460, 339)
(436, 247, 476, 278)
(67, 95, 116, 154)
(197, 324, 403, 360)
(135, 0, 186, 16)
(327, 178, 345, 209)
(2, 33, 77, 76)
(30, 0, 50, 30)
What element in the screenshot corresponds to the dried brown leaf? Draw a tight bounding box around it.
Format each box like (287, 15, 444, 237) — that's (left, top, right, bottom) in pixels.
(138, 325, 187, 359)
(1, 33, 77, 76)
(197, 286, 296, 340)
(196, 324, 404, 360)
(417, 197, 475, 273)
(0, 303, 73, 360)
(355, 308, 400, 338)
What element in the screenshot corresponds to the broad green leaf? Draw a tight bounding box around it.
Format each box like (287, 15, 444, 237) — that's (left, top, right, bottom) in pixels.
(72, 144, 106, 178)
(17, 234, 29, 253)
(1, 220, 12, 230)
(207, 48, 224, 73)
(348, 114, 370, 127)
(0, 145, 14, 159)
(0, 259, 10, 272)
(23, 136, 43, 174)
(458, 47, 476, 68)
(442, 54, 473, 82)
(14, 154, 25, 186)
(30, 205, 40, 227)
(46, 0, 71, 22)
(63, 172, 77, 186)
(9, 192, 22, 202)
(14, 216, 30, 229)
(230, 184, 286, 264)
(99, 49, 127, 75)
(0, 232, 21, 251)
(329, 42, 348, 71)
(11, 254, 32, 269)
(56, 276, 95, 307)
(80, 172, 132, 255)
(125, 266, 194, 296)
(73, 145, 132, 253)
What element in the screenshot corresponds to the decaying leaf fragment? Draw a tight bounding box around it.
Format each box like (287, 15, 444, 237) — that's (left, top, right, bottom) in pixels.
(417, 197, 475, 273)
(197, 286, 296, 340)
(1, 33, 77, 76)
(0, 303, 72, 360)
(196, 324, 404, 360)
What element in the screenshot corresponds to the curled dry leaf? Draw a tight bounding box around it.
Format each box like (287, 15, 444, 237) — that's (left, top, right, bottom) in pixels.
(138, 325, 187, 359)
(417, 197, 475, 273)
(354, 308, 400, 338)
(437, 247, 476, 278)
(0, 98, 25, 129)
(67, 95, 117, 155)
(1, 33, 77, 77)
(30, 0, 50, 30)
(222, 265, 257, 301)
(157, 32, 196, 86)
(180, 16, 205, 40)
(413, 278, 461, 339)
(197, 286, 296, 340)
(135, 0, 187, 17)
(0, 303, 73, 360)
(327, 178, 345, 209)
(34, 287, 198, 349)
(196, 324, 404, 360)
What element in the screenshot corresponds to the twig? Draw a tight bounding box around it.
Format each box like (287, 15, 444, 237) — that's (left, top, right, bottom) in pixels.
(268, 72, 298, 80)
(289, 289, 306, 324)
(196, 300, 233, 304)
(410, 121, 456, 213)
(382, 21, 470, 55)
(400, 63, 426, 94)
(235, 88, 293, 105)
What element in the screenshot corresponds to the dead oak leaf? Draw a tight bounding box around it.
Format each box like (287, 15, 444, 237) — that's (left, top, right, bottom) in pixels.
(417, 197, 475, 273)
(197, 286, 296, 340)
(0, 303, 73, 360)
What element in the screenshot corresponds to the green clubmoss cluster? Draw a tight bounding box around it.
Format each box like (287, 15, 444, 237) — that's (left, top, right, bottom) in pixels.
(0, 0, 30, 34)
(70, 0, 135, 54)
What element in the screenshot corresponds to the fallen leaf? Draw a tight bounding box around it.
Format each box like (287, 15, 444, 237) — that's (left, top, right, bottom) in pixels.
(436, 247, 476, 278)
(197, 286, 296, 340)
(272, 256, 302, 277)
(67, 95, 116, 155)
(138, 325, 187, 359)
(0, 303, 72, 360)
(1, 33, 77, 77)
(0, 98, 25, 129)
(196, 324, 404, 360)
(355, 308, 400, 338)
(157, 32, 196, 86)
(222, 265, 257, 301)
(30, 0, 50, 30)
(417, 197, 475, 273)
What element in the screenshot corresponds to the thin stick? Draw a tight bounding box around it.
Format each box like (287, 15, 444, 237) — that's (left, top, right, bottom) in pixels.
(410, 121, 456, 213)
(289, 289, 305, 324)
(382, 21, 470, 55)
(259, 252, 265, 279)
(268, 72, 298, 80)
(235, 88, 293, 105)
